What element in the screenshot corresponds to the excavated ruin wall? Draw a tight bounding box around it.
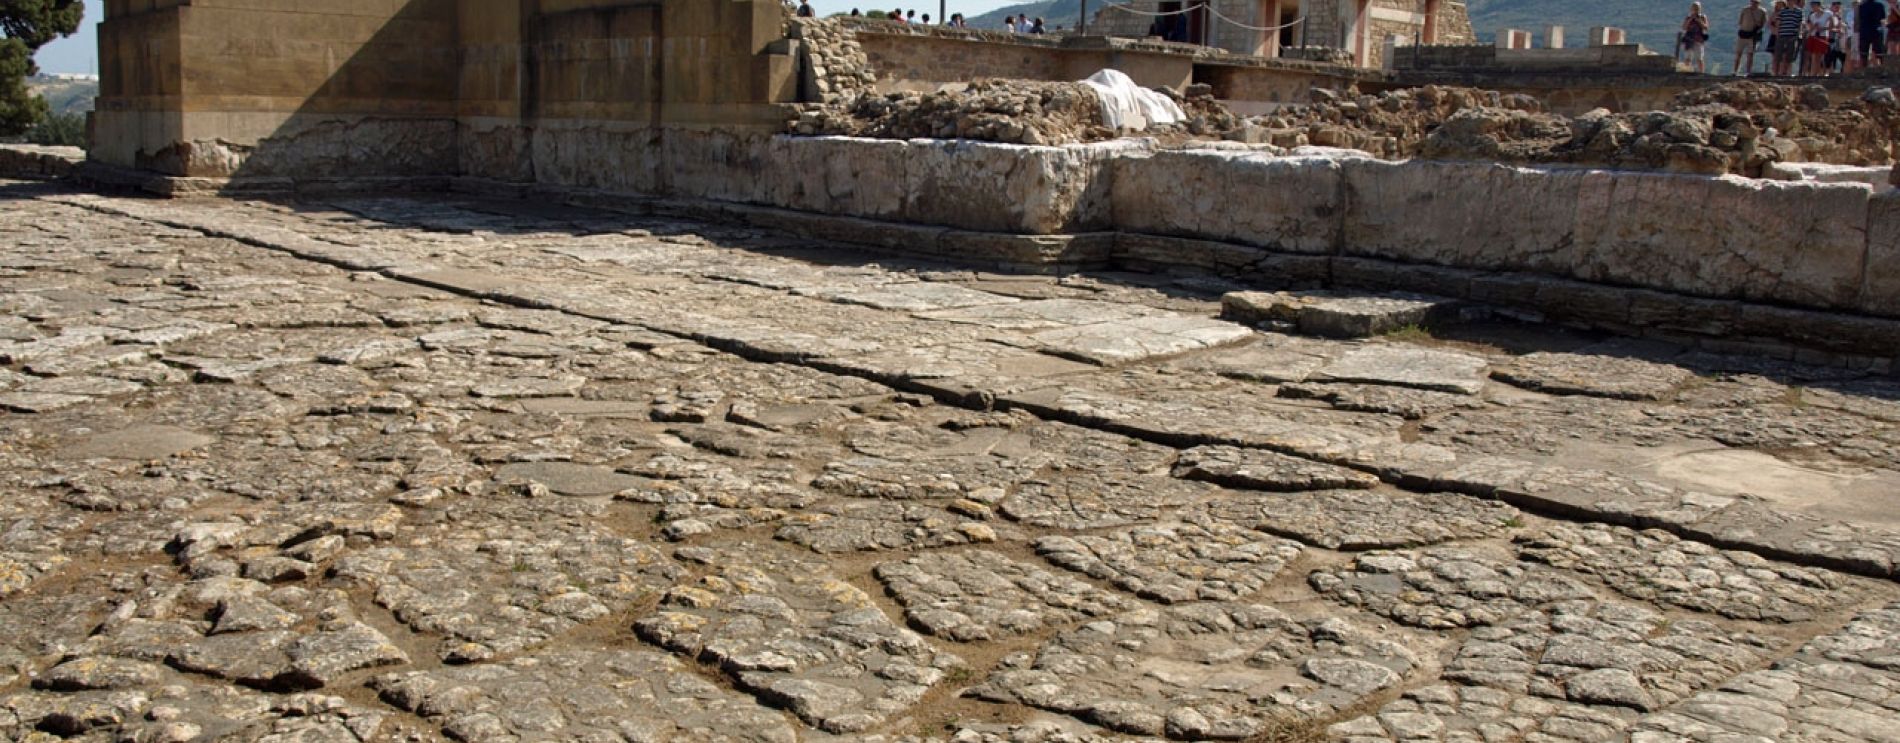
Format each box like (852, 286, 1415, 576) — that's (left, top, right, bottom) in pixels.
(1113, 148, 1888, 317)
(551, 135, 1895, 336)
(450, 132, 1896, 328)
(467, 130, 1140, 235)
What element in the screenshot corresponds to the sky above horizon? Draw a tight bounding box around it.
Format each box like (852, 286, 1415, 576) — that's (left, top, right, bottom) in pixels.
(31, 0, 101, 75)
(28, 0, 1023, 74)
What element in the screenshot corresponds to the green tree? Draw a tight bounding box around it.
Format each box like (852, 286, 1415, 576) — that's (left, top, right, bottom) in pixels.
(1, 0, 85, 137)
(26, 109, 83, 146)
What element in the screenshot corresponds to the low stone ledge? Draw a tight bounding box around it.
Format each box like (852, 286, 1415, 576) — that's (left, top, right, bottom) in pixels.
(1112, 227, 1899, 367)
(0, 145, 83, 180)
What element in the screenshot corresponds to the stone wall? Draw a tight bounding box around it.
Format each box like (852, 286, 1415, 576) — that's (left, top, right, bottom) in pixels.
(1102, 147, 1893, 322)
(92, 0, 800, 183)
(0, 145, 84, 180)
(94, 0, 462, 178)
(855, 26, 1068, 91)
(462, 134, 1893, 363)
(575, 136, 1897, 328)
(848, 22, 1371, 101)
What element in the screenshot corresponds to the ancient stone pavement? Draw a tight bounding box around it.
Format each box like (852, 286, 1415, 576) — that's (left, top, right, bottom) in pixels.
(4, 179, 1900, 742)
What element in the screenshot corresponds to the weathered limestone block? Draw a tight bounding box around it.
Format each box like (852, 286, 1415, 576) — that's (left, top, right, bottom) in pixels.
(761, 137, 1127, 234)
(1861, 191, 1900, 318)
(456, 119, 532, 183)
(764, 136, 911, 219)
(663, 128, 779, 205)
(902, 139, 1132, 234)
(0, 145, 82, 180)
(1341, 160, 1585, 274)
(528, 121, 664, 194)
(220, 116, 458, 179)
(1112, 149, 1346, 254)
(1571, 173, 1870, 311)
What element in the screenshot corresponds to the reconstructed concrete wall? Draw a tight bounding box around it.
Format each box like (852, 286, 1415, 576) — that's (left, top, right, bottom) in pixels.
(95, 0, 461, 178)
(93, 0, 798, 181)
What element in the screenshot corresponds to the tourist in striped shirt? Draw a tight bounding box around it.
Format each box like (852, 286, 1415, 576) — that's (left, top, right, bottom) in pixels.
(1774, 0, 1807, 74)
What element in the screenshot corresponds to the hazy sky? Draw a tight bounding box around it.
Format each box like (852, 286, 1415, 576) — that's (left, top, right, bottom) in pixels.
(32, 0, 101, 75)
(27, 0, 1026, 74)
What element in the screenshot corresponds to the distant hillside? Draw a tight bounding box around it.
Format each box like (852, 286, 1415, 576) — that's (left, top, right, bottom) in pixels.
(967, 1, 1086, 31)
(1469, 0, 1746, 70)
(27, 76, 98, 116)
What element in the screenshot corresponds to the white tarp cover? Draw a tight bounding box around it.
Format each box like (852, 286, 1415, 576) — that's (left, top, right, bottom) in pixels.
(1080, 69, 1186, 131)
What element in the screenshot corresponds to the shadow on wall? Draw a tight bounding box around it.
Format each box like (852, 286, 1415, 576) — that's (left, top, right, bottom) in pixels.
(205, 0, 462, 194)
(198, 0, 795, 199)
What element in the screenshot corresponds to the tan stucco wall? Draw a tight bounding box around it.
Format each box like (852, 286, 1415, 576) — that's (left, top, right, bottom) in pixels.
(93, 0, 798, 180)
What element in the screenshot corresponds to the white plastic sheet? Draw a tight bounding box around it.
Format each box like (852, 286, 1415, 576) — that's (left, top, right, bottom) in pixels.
(1080, 69, 1186, 132)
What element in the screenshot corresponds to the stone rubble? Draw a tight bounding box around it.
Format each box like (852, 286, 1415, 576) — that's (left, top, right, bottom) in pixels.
(1243, 81, 1900, 175)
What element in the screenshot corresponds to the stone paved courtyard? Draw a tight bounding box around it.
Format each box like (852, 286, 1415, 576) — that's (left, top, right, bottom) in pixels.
(3, 179, 1900, 742)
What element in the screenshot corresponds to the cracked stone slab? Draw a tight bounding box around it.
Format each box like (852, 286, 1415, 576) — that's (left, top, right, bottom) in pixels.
(493, 462, 647, 497)
(158, 590, 409, 691)
(21, 343, 157, 377)
(1002, 380, 1396, 465)
(1164, 334, 1335, 384)
(1795, 601, 1900, 670)
(874, 550, 1133, 642)
(60, 425, 216, 461)
(332, 497, 681, 662)
(820, 341, 1096, 400)
(1, 686, 387, 742)
(917, 298, 1170, 331)
(635, 544, 963, 734)
(968, 602, 1425, 739)
(813, 453, 1038, 501)
(775, 501, 1016, 553)
(0, 391, 94, 413)
(802, 282, 1021, 312)
(1171, 445, 1380, 492)
(1309, 548, 1598, 629)
(1278, 382, 1485, 420)
(1330, 684, 1635, 742)
(1033, 514, 1305, 604)
(1516, 522, 1866, 623)
(1315, 345, 1490, 395)
(468, 374, 587, 399)
(1424, 458, 1741, 536)
(373, 649, 799, 742)
(1626, 600, 1900, 740)
(815, 417, 1174, 501)
(1200, 489, 1520, 551)
(1444, 599, 1780, 712)
(1629, 659, 1900, 742)
(1026, 315, 1254, 367)
(999, 473, 1221, 531)
(1221, 290, 1458, 338)
(1493, 351, 1697, 401)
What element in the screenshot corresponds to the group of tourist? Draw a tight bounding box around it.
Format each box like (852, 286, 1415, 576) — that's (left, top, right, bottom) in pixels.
(999, 15, 1051, 34)
(795, 2, 1042, 32)
(810, 4, 964, 25)
(1694, 0, 1898, 76)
